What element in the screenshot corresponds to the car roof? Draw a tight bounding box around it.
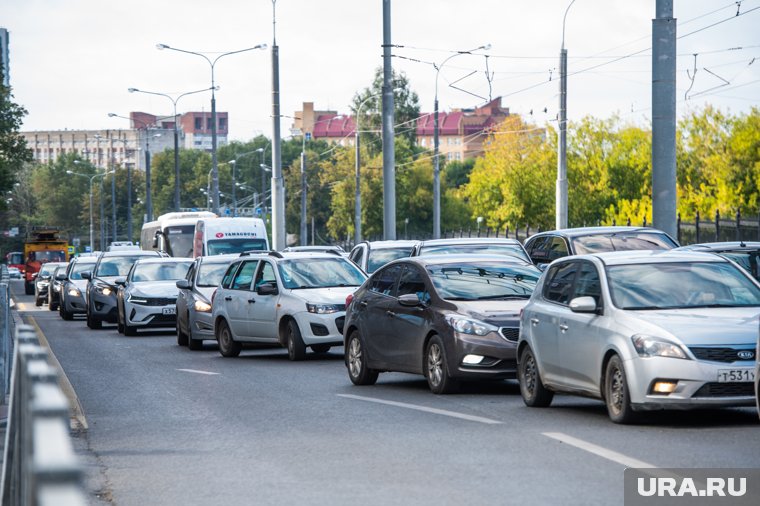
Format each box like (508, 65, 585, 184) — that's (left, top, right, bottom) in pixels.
(572, 249, 729, 266)
(238, 251, 352, 261)
(676, 241, 760, 251)
(72, 256, 98, 263)
(283, 245, 345, 252)
(417, 238, 522, 246)
(528, 226, 669, 239)
(360, 240, 419, 249)
(99, 250, 161, 258)
(133, 257, 193, 265)
(198, 253, 241, 264)
(394, 253, 534, 267)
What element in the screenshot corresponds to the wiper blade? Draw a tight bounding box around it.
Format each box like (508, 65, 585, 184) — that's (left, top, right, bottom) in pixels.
(444, 297, 475, 301)
(622, 305, 666, 310)
(477, 294, 530, 300)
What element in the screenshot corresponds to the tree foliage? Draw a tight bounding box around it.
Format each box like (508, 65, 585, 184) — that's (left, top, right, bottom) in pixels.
(0, 84, 33, 204)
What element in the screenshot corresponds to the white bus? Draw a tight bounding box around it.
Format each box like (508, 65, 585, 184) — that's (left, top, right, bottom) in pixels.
(140, 211, 217, 257)
(193, 217, 269, 257)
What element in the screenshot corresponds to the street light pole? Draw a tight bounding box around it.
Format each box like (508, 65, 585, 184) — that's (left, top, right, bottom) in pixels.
(354, 94, 380, 245)
(156, 43, 266, 215)
(68, 166, 112, 251)
(109, 137, 117, 242)
(230, 160, 237, 216)
(557, 0, 575, 230)
(433, 43, 490, 239)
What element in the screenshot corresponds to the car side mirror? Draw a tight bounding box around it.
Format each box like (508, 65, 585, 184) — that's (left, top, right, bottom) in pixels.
(55, 273, 67, 281)
(256, 282, 278, 296)
(81, 271, 92, 280)
(31, 272, 38, 279)
(176, 279, 191, 290)
(114, 277, 127, 286)
(398, 293, 422, 307)
(569, 296, 598, 314)
(536, 263, 549, 272)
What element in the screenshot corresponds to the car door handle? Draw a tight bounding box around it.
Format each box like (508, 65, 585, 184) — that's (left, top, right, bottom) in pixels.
(385, 310, 396, 318)
(224, 296, 232, 301)
(247, 299, 255, 304)
(559, 324, 569, 331)
(359, 301, 368, 308)
(530, 318, 540, 325)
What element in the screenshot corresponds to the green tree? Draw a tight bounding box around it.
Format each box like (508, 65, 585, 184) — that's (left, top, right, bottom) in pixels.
(0, 83, 32, 202)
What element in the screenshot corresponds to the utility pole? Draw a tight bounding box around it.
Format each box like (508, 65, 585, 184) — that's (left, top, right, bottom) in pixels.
(271, 0, 285, 250)
(381, 0, 396, 240)
(110, 137, 117, 242)
(300, 148, 307, 245)
(652, 0, 677, 237)
(557, 0, 575, 230)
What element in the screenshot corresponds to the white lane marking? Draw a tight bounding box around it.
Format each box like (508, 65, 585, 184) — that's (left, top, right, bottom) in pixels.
(177, 369, 220, 376)
(337, 393, 503, 425)
(543, 432, 656, 468)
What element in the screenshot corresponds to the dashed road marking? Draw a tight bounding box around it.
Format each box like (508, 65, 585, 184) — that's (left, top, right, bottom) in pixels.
(543, 431, 656, 468)
(337, 393, 503, 425)
(177, 368, 220, 376)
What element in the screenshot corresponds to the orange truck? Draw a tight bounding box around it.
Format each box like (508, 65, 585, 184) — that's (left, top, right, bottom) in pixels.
(23, 227, 69, 295)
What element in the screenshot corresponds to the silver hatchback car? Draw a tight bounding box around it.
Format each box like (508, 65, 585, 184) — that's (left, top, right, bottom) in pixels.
(518, 250, 760, 423)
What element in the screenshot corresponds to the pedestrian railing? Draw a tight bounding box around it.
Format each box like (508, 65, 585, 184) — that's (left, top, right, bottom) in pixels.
(0, 324, 86, 506)
(0, 265, 11, 410)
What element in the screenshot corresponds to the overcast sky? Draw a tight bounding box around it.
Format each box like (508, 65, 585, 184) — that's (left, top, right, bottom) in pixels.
(2, 0, 759, 141)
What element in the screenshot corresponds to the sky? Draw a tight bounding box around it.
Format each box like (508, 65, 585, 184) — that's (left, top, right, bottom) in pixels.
(2, 0, 759, 142)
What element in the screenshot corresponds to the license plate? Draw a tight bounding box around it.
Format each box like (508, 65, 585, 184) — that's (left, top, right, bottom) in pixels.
(162, 307, 176, 315)
(716, 368, 755, 383)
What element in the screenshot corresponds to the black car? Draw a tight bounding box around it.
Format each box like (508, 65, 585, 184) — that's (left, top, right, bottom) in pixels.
(34, 261, 67, 307)
(343, 255, 541, 394)
(675, 241, 760, 280)
(47, 264, 67, 311)
(83, 250, 163, 329)
(58, 255, 98, 320)
(523, 226, 679, 267)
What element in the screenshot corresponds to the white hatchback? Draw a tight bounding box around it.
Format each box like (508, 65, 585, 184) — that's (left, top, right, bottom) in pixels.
(211, 251, 367, 360)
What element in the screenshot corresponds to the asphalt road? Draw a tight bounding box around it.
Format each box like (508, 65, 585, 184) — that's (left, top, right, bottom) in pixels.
(10, 280, 760, 506)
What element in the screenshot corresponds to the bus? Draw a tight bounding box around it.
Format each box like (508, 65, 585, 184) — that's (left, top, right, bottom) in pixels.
(193, 217, 269, 257)
(140, 211, 217, 257)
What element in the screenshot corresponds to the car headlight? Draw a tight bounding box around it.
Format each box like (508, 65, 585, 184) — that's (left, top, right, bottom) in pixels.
(96, 286, 113, 296)
(306, 303, 341, 314)
(194, 300, 212, 312)
(128, 295, 148, 304)
(68, 287, 81, 297)
(631, 335, 688, 359)
(53, 284, 61, 292)
(446, 315, 498, 336)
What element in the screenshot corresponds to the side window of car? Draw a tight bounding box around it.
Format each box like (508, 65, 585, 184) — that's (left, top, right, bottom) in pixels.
(572, 261, 602, 307)
(221, 263, 240, 289)
(350, 247, 365, 269)
(397, 265, 430, 304)
(543, 261, 578, 305)
(254, 261, 277, 289)
(547, 237, 569, 261)
(369, 265, 401, 296)
(231, 261, 258, 290)
(527, 236, 549, 263)
(186, 262, 196, 283)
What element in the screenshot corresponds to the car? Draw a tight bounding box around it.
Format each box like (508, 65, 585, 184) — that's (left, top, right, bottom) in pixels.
(411, 238, 531, 263)
(522, 226, 679, 267)
(83, 250, 164, 329)
(115, 257, 193, 336)
(33, 261, 67, 306)
(517, 250, 760, 424)
(211, 251, 367, 360)
(7, 266, 21, 279)
(58, 255, 98, 320)
(47, 264, 67, 311)
(343, 255, 541, 393)
(348, 240, 418, 274)
(283, 245, 347, 256)
(675, 241, 760, 280)
(176, 254, 239, 350)
(756, 335, 760, 421)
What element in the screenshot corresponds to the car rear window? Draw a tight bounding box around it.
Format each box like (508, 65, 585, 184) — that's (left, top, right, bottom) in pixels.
(572, 232, 677, 254)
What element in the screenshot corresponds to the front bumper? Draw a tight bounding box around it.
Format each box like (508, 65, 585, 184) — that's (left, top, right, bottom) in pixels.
(624, 355, 756, 410)
(35, 283, 49, 297)
(126, 300, 177, 328)
(450, 331, 518, 380)
(64, 288, 87, 314)
(89, 290, 118, 323)
(190, 310, 215, 338)
(293, 311, 346, 347)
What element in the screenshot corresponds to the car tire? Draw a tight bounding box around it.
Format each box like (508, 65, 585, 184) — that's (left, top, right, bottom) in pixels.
(176, 320, 189, 347)
(346, 331, 378, 386)
(188, 336, 203, 351)
(425, 335, 459, 394)
(604, 355, 637, 424)
(123, 319, 137, 336)
(217, 320, 241, 358)
(86, 309, 102, 330)
(117, 309, 125, 334)
(518, 346, 554, 407)
(311, 344, 330, 354)
(24, 282, 34, 295)
(35, 297, 43, 307)
(286, 320, 306, 361)
(49, 296, 58, 311)
(61, 303, 73, 321)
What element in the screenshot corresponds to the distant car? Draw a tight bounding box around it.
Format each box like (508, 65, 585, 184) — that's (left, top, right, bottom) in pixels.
(518, 250, 759, 424)
(675, 241, 760, 281)
(83, 250, 164, 329)
(7, 266, 21, 279)
(58, 255, 98, 320)
(211, 251, 367, 360)
(283, 245, 347, 256)
(348, 240, 418, 274)
(47, 264, 67, 311)
(34, 262, 67, 306)
(523, 226, 679, 267)
(411, 238, 530, 263)
(115, 257, 193, 336)
(344, 255, 541, 393)
(176, 254, 239, 350)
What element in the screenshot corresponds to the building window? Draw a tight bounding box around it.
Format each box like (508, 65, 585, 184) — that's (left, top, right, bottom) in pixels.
(219, 117, 227, 130)
(195, 118, 202, 130)
(420, 138, 426, 147)
(207, 118, 213, 130)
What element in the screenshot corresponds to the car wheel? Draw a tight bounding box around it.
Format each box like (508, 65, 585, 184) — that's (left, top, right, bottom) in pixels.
(425, 335, 458, 394)
(604, 355, 637, 424)
(188, 336, 203, 351)
(86, 309, 102, 330)
(24, 282, 34, 295)
(176, 320, 189, 347)
(123, 318, 137, 336)
(116, 308, 125, 334)
(49, 297, 58, 311)
(217, 320, 241, 358)
(518, 346, 554, 407)
(286, 320, 306, 361)
(35, 297, 43, 307)
(312, 344, 330, 354)
(346, 331, 378, 386)
(61, 302, 73, 321)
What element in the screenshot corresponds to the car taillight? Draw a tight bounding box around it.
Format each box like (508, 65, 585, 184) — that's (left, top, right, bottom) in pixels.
(345, 293, 354, 307)
(211, 289, 218, 304)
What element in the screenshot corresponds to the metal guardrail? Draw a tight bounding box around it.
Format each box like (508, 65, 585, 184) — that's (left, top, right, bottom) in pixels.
(0, 322, 87, 506)
(0, 265, 10, 407)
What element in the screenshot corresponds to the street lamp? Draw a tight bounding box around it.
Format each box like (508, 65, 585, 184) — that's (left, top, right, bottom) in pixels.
(432, 43, 490, 239)
(229, 160, 237, 216)
(353, 95, 381, 245)
(557, 0, 576, 230)
(110, 136, 132, 241)
(128, 86, 216, 212)
(156, 42, 267, 215)
(68, 165, 113, 251)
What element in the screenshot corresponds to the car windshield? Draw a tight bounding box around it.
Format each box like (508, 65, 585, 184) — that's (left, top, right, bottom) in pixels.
(39, 263, 61, 276)
(367, 247, 413, 273)
(164, 225, 195, 257)
(207, 238, 268, 256)
(278, 258, 366, 289)
(96, 256, 149, 277)
(197, 262, 231, 287)
(132, 261, 192, 282)
(419, 244, 529, 262)
(718, 251, 760, 280)
(572, 232, 676, 254)
(607, 261, 760, 310)
(30, 250, 66, 262)
(70, 261, 95, 280)
(427, 262, 540, 301)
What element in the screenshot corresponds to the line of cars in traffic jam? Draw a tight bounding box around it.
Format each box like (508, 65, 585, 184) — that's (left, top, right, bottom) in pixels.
(35, 226, 760, 424)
